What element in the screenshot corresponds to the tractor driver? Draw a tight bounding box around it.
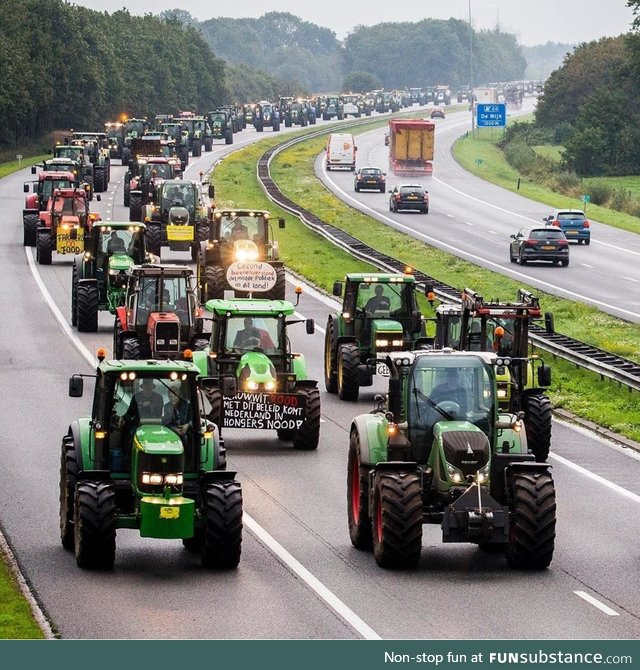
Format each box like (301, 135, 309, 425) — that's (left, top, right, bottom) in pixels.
(363, 284, 391, 315)
(107, 231, 126, 254)
(232, 317, 274, 351)
(229, 218, 249, 241)
(429, 368, 470, 416)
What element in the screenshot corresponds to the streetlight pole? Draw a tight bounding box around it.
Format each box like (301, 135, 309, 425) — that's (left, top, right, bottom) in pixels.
(469, 0, 475, 135)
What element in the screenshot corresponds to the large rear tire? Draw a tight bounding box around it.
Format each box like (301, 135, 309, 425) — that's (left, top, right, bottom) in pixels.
(145, 223, 162, 257)
(129, 193, 142, 222)
(292, 387, 320, 450)
(337, 342, 360, 401)
(204, 265, 225, 300)
(522, 393, 552, 462)
(74, 481, 117, 570)
(201, 481, 243, 569)
(224, 129, 233, 145)
(204, 137, 213, 152)
(266, 266, 286, 300)
(76, 282, 99, 333)
(71, 264, 79, 326)
(94, 167, 107, 193)
(506, 471, 556, 570)
(59, 434, 78, 550)
(36, 230, 52, 265)
(347, 430, 372, 550)
(372, 472, 422, 569)
(23, 214, 38, 247)
(323, 319, 338, 393)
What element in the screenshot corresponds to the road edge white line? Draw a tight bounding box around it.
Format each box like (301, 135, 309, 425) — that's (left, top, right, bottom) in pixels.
(574, 591, 620, 616)
(243, 513, 381, 639)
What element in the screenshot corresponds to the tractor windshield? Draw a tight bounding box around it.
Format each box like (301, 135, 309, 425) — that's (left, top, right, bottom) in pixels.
(142, 162, 172, 180)
(407, 356, 494, 448)
(97, 226, 144, 257)
(355, 282, 411, 318)
(161, 183, 194, 214)
(42, 178, 73, 199)
(220, 215, 266, 243)
(225, 315, 280, 354)
(125, 121, 146, 136)
(55, 147, 84, 162)
(135, 275, 193, 327)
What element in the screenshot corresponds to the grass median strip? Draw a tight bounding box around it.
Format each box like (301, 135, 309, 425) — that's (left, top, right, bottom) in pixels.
(214, 124, 640, 442)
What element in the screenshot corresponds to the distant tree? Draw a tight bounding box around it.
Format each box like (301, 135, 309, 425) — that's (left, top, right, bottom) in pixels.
(159, 9, 199, 27)
(342, 71, 380, 93)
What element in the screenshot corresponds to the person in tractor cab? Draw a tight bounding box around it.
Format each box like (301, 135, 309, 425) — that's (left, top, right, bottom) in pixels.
(429, 368, 469, 413)
(363, 284, 391, 315)
(163, 381, 191, 442)
(107, 231, 126, 254)
(232, 317, 275, 351)
(230, 219, 249, 241)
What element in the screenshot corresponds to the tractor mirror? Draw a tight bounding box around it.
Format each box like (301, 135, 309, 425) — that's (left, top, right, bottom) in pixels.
(538, 365, 552, 387)
(68, 375, 84, 397)
(544, 311, 555, 334)
(332, 281, 342, 297)
(208, 184, 215, 199)
(306, 319, 315, 335)
(96, 194, 101, 202)
(278, 217, 285, 229)
(221, 375, 237, 397)
(31, 165, 37, 174)
(23, 183, 29, 193)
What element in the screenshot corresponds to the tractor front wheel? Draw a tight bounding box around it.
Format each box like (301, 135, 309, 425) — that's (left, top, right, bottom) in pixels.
(292, 387, 321, 450)
(113, 318, 123, 358)
(59, 434, 78, 550)
(71, 264, 79, 327)
(74, 481, 117, 569)
(36, 230, 52, 265)
(324, 319, 338, 393)
(201, 481, 243, 569)
(347, 430, 372, 550)
(372, 471, 422, 569)
(76, 282, 99, 333)
(506, 471, 556, 569)
(522, 393, 552, 462)
(23, 214, 38, 247)
(122, 336, 141, 360)
(129, 193, 142, 222)
(337, 342, 360, 401)
(204, 137, 213, 152)
(145, 224, 162, 257)
(224, 129, 233, 145)
(94, 167, 107, 193)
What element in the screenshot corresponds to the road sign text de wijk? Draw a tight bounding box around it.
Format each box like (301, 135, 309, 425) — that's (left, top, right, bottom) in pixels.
(476, 103, 506, 128)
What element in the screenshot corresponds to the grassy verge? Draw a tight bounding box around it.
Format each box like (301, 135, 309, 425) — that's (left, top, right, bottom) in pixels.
(213, 123, 640, 442)
(0, 154, 49, 180)
(0, 549, 45, 638)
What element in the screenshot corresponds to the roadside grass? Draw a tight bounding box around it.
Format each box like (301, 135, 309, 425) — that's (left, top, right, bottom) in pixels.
(213, 120, 640, 442)
(0, 551, 45, 638)
(0, 154, 48, 180)
(532, 144, 563, 162)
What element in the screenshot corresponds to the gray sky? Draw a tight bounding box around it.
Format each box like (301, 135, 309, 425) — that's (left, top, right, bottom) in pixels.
(75, 0, 635, 46)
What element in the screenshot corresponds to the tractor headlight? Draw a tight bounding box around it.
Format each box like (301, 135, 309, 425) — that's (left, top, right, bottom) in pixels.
(164, 474, 183, 486)
(142, 473, 164, 486)
(142, 472, 183, 486)
(375, 339, 389, 348)
(109, 268, 120, 275)
(497, 387, 508, 399)
(264, 381, 275, 391)
(476, 463, 490, 484)
(245, 380, 259, 391)
(446, 463, 464, 484)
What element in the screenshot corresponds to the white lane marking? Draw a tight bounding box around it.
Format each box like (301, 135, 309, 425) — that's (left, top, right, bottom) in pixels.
(581, 263, 594, 269)
(243, 513, 381, 639)
(624, 277, 640, 283)
(574, 591, 619, 616)
(26, 255, 379, 640)
(320, 165, 640, 320)
(550, 452, 640, 504)
(446, 213, 454, 218)
(488, 230, 498, 235)
(464, 221, 474, 226)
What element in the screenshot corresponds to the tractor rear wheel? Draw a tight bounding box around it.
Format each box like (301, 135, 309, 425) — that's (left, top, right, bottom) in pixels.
(277, 429, 293, 441)
(204, 388, 222, 426)
(94, 167, 106, 193)
(192, 142, 202, 157)
(337, 342, 360, 401)
(522, 393, 552, 462)
(324, 319, 338, 393)
(204, 137, 213, 152)
(506, 471, 556, 569)
(204, 265, 225, 300)
(59, 434, 78, 550)
(74, 481, 117, 569)
(266, 266, 286, 300)
(123, 180, 130, 207)
(76, 282, 99, 333)
(224, 129, 233, 145)
(122, 336, 141, 360)
(372, 471, 422, 569)
(129, 193, 142, 222)
(292, 387, 321, 450)
(347, 430, 372, 550)
(113, 318, 123, 358)
(201, 481, 243, 569)
(121, 147, 131, 167)
(145, 223, 162, 257)
(71, 264, 79, 327)
(23, 214, 38, 247)
(36, 230, 52, 265)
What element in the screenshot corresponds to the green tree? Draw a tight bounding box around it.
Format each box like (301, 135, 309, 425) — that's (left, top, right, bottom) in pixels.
(342, 71, 381, 93)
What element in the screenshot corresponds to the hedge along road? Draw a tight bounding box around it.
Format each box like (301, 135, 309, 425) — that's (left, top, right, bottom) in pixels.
(3, 110, 640, 639)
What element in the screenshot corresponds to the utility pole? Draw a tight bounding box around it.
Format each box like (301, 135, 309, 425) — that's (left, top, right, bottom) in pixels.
(469, 0, 475, 135)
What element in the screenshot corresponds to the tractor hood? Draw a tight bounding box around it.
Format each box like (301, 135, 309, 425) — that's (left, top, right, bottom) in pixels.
(108, 252, 134, 273)
(134, 424, 183, 456)
(371, 319, 403, 334)
(236, 351, 276, 388)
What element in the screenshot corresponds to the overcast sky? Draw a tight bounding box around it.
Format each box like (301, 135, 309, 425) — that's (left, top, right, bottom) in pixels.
(74, 0, 635, 46)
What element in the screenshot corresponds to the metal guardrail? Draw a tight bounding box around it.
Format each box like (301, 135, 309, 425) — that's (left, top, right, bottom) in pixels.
(255, 127, 640, 393)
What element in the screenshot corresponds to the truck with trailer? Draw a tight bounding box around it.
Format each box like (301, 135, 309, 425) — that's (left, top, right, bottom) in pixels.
(388, 119, 435, 176)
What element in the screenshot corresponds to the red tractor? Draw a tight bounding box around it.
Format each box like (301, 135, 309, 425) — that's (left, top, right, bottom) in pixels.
(23, 170, 77, 246)
(127, 156, 182, 221)
(35, 188, 101, 265)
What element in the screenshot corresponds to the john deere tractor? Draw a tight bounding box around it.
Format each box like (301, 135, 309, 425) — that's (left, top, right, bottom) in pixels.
(347, 349, 556, 570)
(61, 353, 242, 569)
(191, 297, 320, 450)
(141, 178, 214, 260)
(113, 264, 208, 360)
(71, 222, 155, 332)
(324, 273, 427, 401)
(207, 109, 234, 145)
(432, 288, 553, 462)
(196, 209, 286, 301)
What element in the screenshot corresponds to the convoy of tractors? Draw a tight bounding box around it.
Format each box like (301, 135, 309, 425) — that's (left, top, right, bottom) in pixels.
(20, 86, 556, 574)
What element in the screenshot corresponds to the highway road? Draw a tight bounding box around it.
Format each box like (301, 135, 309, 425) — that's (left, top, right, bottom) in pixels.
(317, 101, 640, 322)
(2, 108, 640, 639)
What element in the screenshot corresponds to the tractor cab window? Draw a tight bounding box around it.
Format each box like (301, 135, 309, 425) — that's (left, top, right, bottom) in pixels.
(162, 183, 194, 214)
(356, 282, 408, 317)
(407, 358, 494, 452)
(225, 316, 279, 354)
(135, 275, 191, 325)
(143, 163, 171, 180)
(221, 215, 263, 243)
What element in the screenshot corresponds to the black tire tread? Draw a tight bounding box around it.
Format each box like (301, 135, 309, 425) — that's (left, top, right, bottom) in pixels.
(74, 481, 117, 569)
(201, 481, 243, 569)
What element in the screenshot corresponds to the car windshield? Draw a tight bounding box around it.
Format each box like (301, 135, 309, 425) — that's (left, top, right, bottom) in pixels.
(531, 229, 564, 239)
(225, 316, 281, 353)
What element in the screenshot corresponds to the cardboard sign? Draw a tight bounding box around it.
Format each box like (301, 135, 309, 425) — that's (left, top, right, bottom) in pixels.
(222, 392, 306, 430)
(226, 261, 277, 293)
(56, 228, 84, 255)
(166, 224, 194, 241)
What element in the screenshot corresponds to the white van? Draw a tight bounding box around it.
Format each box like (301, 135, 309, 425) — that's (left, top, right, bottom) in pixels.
(326, 133, 357, 171)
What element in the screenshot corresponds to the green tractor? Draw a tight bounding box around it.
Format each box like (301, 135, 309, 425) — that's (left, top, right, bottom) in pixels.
(347, 349, 556, 569)
(61, 354, 242, 569)
(432, 288, 553, 462)
(191, 297, 320, 451)
(196, 209, 286, 301)
(206, 109, 234, 145)
(71, 221, 155, 332)
(113, 264, 208, 360)
(324, 273, 428, 401)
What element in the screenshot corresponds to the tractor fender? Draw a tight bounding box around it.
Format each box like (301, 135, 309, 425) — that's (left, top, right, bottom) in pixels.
(73, 253, 84, 278)
(293, 379, 317, 390)
(291, 354, 308, 379)
(335, 335, 358, 349)
(78, 277, 97, 288)
(350, 413, 389, 467)
(24, 203, 38, 216)
(70, 418, 94, 471)
(115, 305, 129, 332)
(191, 349, 210, 377)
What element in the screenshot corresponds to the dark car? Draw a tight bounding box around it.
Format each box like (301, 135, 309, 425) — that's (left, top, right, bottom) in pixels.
(354, 167, 386, 193)
(388, 184, 429, 213)
(509, 227, 569, 266)
(542, 209, 590, 244)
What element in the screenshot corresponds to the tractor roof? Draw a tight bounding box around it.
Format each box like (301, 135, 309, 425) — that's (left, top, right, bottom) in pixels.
(213, 209, 271, 218)
(205, 298, 296, 317)
(344, 272, 416, 284)
(130, 264, 192, 277)
(390, 349, 502, 367)
(38, 170, 76, 180)
(99, 358, 200, 375)
(94, 221, 147, 231)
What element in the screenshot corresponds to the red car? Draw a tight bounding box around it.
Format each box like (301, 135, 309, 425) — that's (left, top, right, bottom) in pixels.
(430, 106, 446, 119)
